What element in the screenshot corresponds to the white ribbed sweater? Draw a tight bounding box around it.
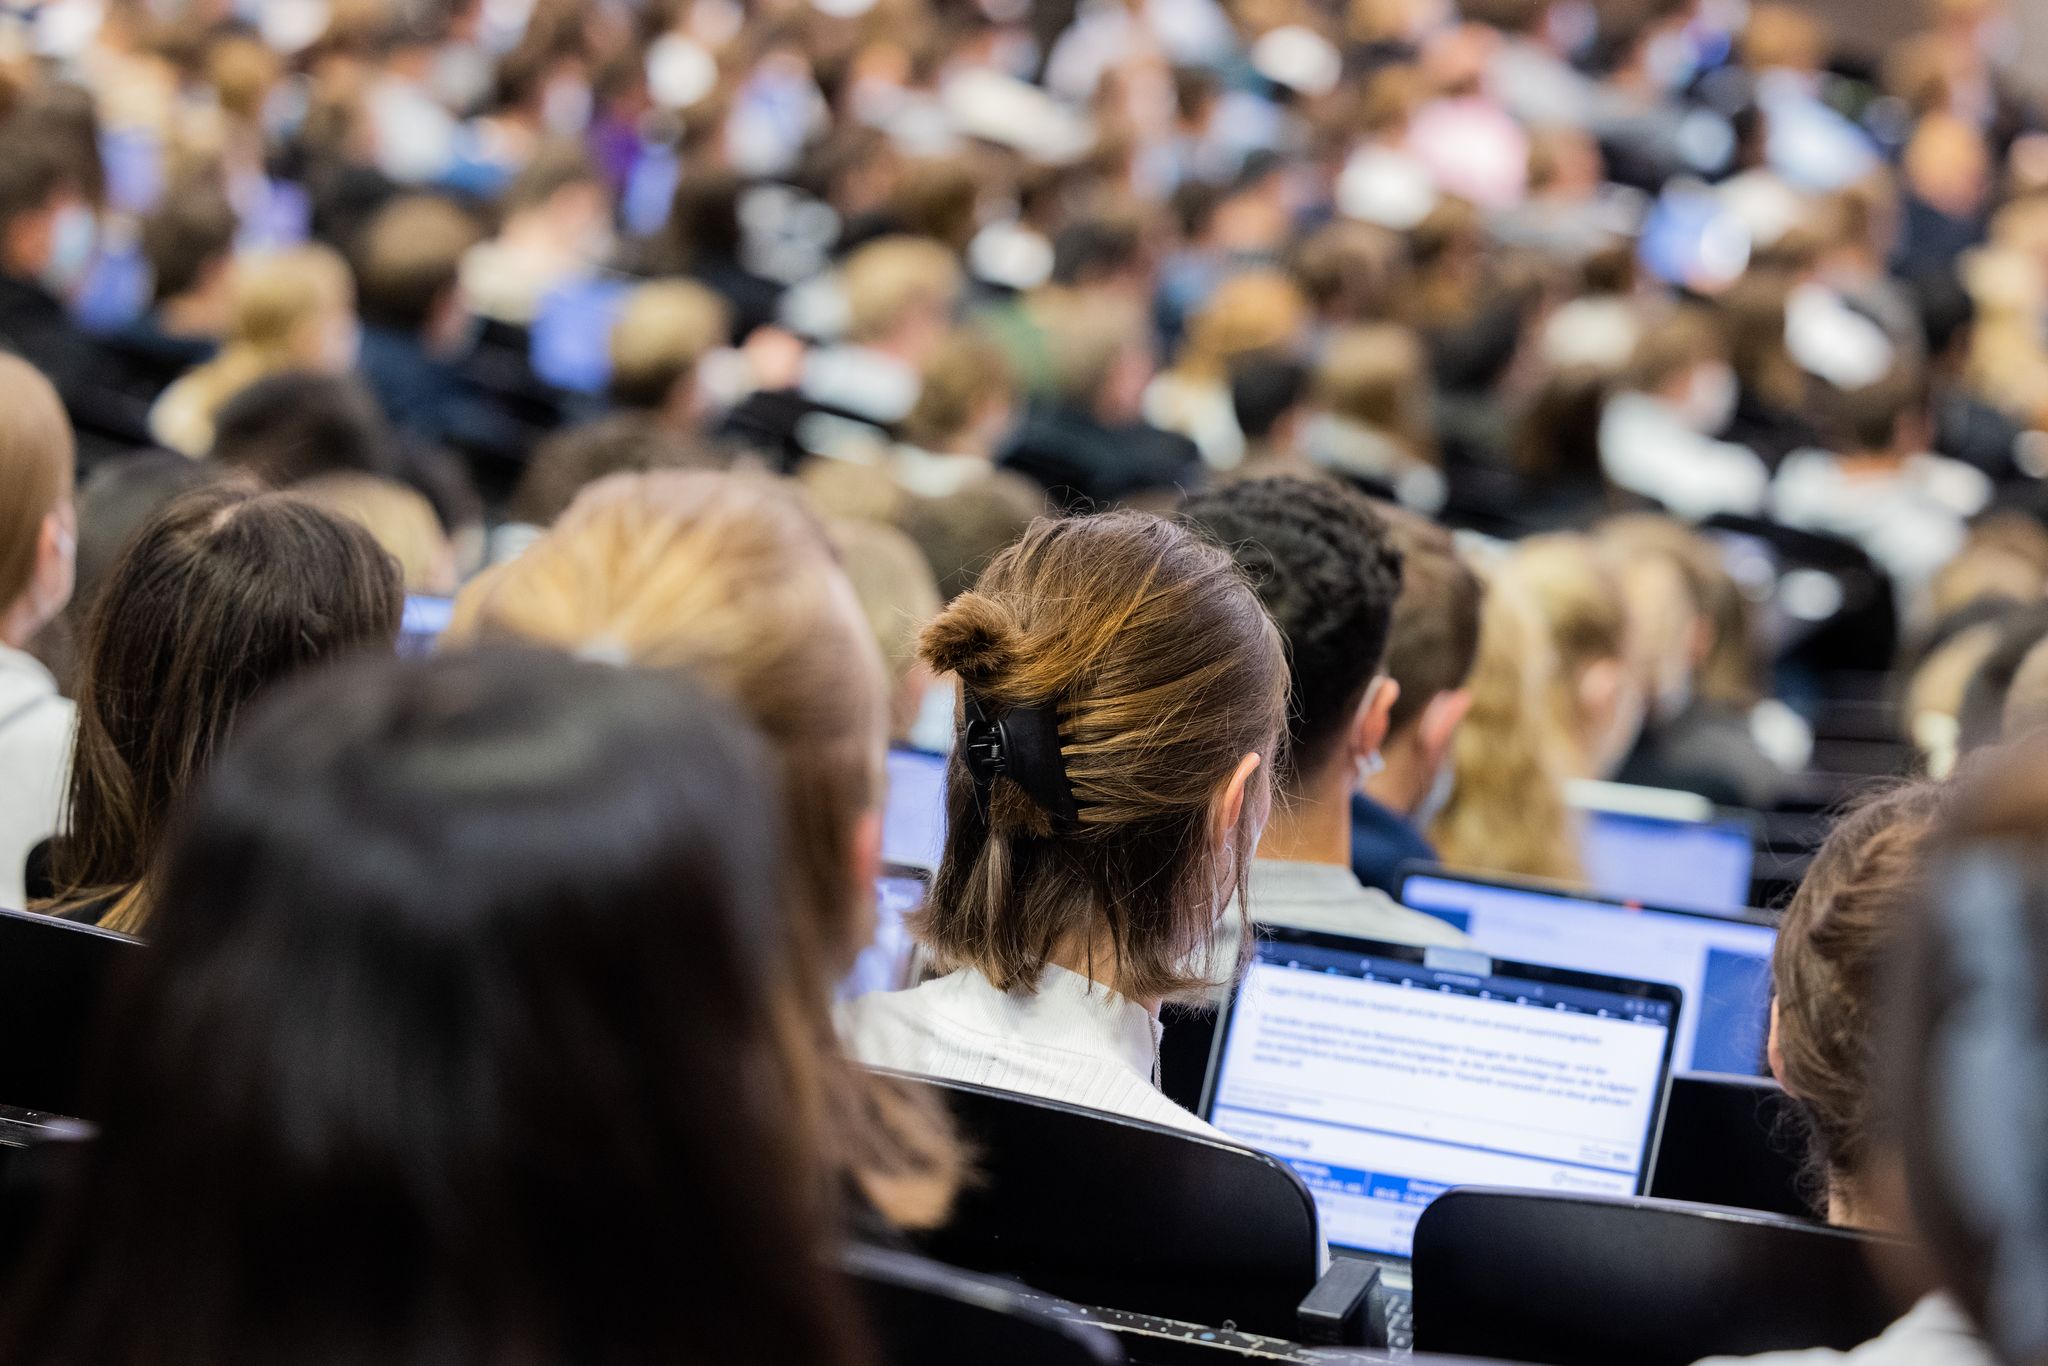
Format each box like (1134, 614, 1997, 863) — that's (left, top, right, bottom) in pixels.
(840, 964, 1227, 1139)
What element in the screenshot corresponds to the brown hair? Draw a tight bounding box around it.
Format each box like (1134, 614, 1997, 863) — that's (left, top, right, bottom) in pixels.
(447, 471, 963, 1227)
(915, 512, 1287, 1000)
(1314, 324, 1438, 464)
(507, 416, 728, 527)
(0, 355, 75, 612)
(1773, 781, 1948, 1215)
(607, 279, 729, 410)
(46, 484, 403, 934)
(900, 328, 1014, 452)
(1378, 504, 1483, 736)
(1624, 305, 1727, 393)
(354, 194, 483, 331)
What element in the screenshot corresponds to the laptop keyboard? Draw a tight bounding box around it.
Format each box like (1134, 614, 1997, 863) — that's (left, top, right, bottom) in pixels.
(1012, 1284, 1414, 1362)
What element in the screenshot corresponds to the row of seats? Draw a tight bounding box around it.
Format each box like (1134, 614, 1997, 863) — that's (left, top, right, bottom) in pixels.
(0, 901, 1897, 1366)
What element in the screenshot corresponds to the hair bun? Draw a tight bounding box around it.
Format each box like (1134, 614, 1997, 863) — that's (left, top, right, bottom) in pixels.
(919, 592, 1019, 686)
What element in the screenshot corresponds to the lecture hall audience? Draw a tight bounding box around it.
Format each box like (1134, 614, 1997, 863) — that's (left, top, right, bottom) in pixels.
(6, 0, 2048, 1356)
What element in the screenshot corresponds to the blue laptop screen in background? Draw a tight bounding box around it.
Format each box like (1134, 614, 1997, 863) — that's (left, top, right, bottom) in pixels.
(883, 748, 948, 871)
(839, 873, 926, 1003)
(1206, 938, 1677, 1259)
(1401, 872, 1775, 1076)
(398, 595, 455, 658)
(1580, 810, 1755, 912)
(530, 278, 635, 395)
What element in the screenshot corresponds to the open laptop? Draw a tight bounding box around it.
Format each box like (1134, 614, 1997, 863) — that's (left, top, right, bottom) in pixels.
(883, 746, 949, 872)
(1398, 869, 1776, 1075)
(1201, 929, 1680, 1270)
(0, 907, 144, 1118)
(1567, 780, 1758, 912)
(397, 594, 454, 659)
(839, 864, 931, 1004)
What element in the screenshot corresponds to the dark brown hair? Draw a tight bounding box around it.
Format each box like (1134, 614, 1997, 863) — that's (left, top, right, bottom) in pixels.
(1773, 781, 1948, 1213)
(1376, 504, 1483, 736)
(916, 512, 1287, 999)
(46, 484, 403, 933)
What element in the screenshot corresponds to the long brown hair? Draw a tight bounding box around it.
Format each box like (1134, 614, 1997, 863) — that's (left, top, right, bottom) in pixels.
(0, 354, 73, 612)
(448, 470, 964, 1228)
(916, 511, 1288, 1001)
(45, 484, 402, 933)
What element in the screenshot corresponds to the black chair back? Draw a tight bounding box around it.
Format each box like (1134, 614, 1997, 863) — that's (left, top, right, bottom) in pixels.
(1412, 1189, 1914, 1366)
(1650, 1072, 1813, 1219)
(0, 908, 142, 1117)
(893, 1073, 1322, 1336)
(848, 1243, 1126, 1366)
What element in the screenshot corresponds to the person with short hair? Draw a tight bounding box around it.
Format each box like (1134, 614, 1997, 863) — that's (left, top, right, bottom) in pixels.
(606, 278, 731, 431)
(0, 649, 874, 1366)
(1353, 505, 1484, 894)
(100, 174, 238, 400)
(844, 511, 1288, 1135)
(459, 141, 613, 327)
(1773, 366, 1994, 601)
(1182, 477, 1471, 946)
(1599, 306, 1769, 520)
(0, 356, 76, 909)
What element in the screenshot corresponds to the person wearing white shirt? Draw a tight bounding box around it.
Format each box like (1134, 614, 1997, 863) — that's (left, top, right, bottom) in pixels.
(0, 356, 78, 910)
(1771, 368, 1991, 604)
(1600, 308, 1769, 521)
(843, 512, 1288, 1139)
(1179, 477, 1472, 959)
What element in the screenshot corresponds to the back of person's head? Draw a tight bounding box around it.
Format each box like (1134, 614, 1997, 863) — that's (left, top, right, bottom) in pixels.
(840, 235, 962, 347)
(1740, 2, 1827, 72)
(50, 484, 403, 933)
(830, 518, 945, 743)
(901, 327, 1014, 453)
(1174, 271, 1308, 379)
(1888, 737, 2048, 1365)
(1229, 350, 1312, 446)
(297, 472, 457, 595)
(1181, 478, 1403, 793)
(1771, 780, 1949, 1222)
(0, 133, 79, 265)
(67, 451, 227, 620)
(1377, 504, 1483, 740)
(1049, 210, 1146, 289)
(506, 415, 727, 528)
(1820, 365, 1928, 457)
(208, 371, 398, 486)
(447, 471, 959, 1225)
(916, 511, 1287, 999)
(1287, 218, 1405, 324)
(607, 279, 729, 410)
(354, 194, 483, 332)
(140, 176, 238, 306)
(501, 138, 604, 219)
(1036, 290, 1151, 418)
(225, 243, 355, 358)
(1622, 304, 1728, 394)
(0, 649, 870, 1366)
(895, 474, 1046, 600)
(0, 355, 75, 631)
(1511, 533, 1642, 779)
(1314, 324, 1437, 460)
(1431, 569, 1581, 883)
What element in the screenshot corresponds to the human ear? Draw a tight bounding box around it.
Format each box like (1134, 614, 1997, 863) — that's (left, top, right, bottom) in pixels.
(1766, 997, 1792, 1095)
(1352, 675, 1401, 767)
(1213, 751, 1264, 847)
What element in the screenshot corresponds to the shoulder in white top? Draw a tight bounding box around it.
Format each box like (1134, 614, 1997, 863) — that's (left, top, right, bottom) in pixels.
(840, 963, 1227, 1139)
(1692, 1293, 1992, 1366)
(0, 644, 74, 910)
(1245, 859, 1473, 947)
(1599, 391, 1770, 522)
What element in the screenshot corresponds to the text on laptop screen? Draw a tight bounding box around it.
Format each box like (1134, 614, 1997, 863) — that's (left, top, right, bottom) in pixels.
(1579, 809, 1755, 911)
(1401, 872, 1775, 1075)
(1206, 938, 1676, 1259)
(883, 748, 948, 870)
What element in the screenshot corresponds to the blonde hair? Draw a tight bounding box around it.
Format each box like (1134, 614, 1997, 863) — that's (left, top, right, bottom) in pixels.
(1430, 568, 1582, 883)
(828, 516, 943, 741)
(1171, 270, 1308, 381)
(901, 328, 1014, 452)
(297, 473, 456, 595)
(1314, 324, 1438, 463)
(840, 235, 963, 345)
(151, 244, 355, 455)
(916, 512, 1287, 1001)
(0, 355, 74, 611)
(446, 471, 960, 1226)
(608, 279, 729, 409)
(1513, 534, 1633, 777)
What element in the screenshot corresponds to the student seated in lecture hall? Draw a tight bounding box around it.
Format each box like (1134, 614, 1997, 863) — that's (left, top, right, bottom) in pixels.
(1181, 476, 1471, 947)
(842, 511, 1286, 1138)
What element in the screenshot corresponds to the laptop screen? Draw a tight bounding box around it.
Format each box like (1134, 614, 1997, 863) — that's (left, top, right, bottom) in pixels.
(883, 747, 948, 871)
(839, 869, 929, 1003)
(398, 595, 454, 659)
(1400, 871, 1776, 1075)
(1579, 808, 1756, 911)
(1204, 931, 1679, 1259)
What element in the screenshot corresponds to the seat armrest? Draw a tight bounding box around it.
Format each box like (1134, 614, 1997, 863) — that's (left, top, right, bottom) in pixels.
(1296, 1259, 1379, 1346)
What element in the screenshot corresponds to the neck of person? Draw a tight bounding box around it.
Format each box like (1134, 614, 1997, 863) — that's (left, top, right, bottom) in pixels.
(1364, 731, 1428, 821)
(1047, 931, 1162, 1017)
(1256, 758, 1354, 869)
(0, 593, 44, 653)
